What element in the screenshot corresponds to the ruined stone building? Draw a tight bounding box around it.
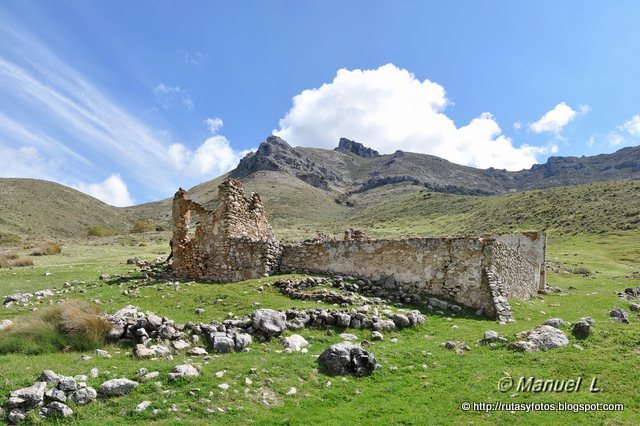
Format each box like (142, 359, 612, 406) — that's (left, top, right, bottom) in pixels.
(171, 179, 546, 321)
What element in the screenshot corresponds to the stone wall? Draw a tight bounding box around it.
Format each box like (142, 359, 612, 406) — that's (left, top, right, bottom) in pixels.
(496, 232, 546, 290)
(170, 179, 545, 320)
(279, 237, 537, 317)
(171, 179, 280, 282)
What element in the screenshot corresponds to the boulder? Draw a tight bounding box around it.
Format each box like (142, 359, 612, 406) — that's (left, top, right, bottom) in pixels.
(543, 318, 567, 329)
(40, 402, 73, 418)
(45, 388, 66, 403)
(9, 382, 46, 410)
(251, 309, 287, 337)
(610, 307, 629, 323)
(318, 342, 378, 376)
(507, 341, 540, 353)
(187, 347, 208, 356)
(390, 314, 411, 328)
(38, 370, 61, 385)
(68, 387, 97, 405)
(168, 364, 199, 381)
(572, 320, 592, 339)
(525, 325, 569, 350)
(371, 331, 384, 341)
(282, 334, 309, 352)
(99, 379, 139, 397)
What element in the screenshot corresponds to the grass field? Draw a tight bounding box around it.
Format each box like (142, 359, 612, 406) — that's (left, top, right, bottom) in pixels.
(0, 230, 639, 424)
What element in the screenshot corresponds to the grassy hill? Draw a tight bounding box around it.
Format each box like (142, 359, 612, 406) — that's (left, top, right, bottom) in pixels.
(2, 177, 640, 242)
(0, 178, 133, 241)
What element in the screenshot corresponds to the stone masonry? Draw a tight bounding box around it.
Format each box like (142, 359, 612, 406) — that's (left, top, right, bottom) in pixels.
(171, 179, 546, 319)
(171, 179, 280, 281)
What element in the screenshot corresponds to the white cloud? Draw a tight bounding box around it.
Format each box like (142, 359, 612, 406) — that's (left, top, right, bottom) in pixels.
(586, 137, 595, 147)
(153, 83, 194, 110)
(73, 174, 134, 207)
(177, 50, 204, 65)
(0, 146, 52, 179)
(204, 117, 224, 133)
(528, 102, 587, 135)
(513, 121, 522, 130)
(274, 64, 552, 170)
(168, 120, 251, 179)
(620, 114, 640, 136)
(607, 132, 625, 146)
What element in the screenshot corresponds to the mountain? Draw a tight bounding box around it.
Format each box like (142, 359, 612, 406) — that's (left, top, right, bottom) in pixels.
(1, 137, 639, 240)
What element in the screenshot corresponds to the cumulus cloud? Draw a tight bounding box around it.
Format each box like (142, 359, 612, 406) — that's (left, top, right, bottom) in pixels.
(274, 64, 553, 170)
(168, 120, 251, 179)
(177, 50, 204, 65)
(529, 102, 588, 135)
(620, 114, 640, 136)
(607, 132, 625, 146)
(73, 174, 134, 207)
(154, 83, 194, 109)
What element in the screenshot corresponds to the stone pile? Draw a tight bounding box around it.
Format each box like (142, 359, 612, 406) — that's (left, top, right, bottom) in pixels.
(2, 289, 56, 308)
(274, 277, 364, 305)
(106, 305, 426, 357)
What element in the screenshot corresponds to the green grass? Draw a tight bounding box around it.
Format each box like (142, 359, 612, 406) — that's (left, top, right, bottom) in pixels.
(0, 231, 639, 424)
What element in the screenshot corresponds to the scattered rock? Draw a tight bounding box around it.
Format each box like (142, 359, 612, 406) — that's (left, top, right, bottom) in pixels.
(9, 382, 46, 410)
(371, 331, 383, 341)
(318, 342, 378, 376)
(187, 347, 208, 356)
(95, 349, 111, 358)
(630, 303, 640, 312)
(444, 341, 457, 350)
(99, 379, 139, 397)
(543, 318, 567, 329)
(0, 319, 13, 330)
(572, 320, 592, 339)
(252, 309, 287, 337)
(507, 341, 540, 353)
(135, 401, 152, 412)
(38, 370, 61, 385)
(68, 387, 97, 405)
(40, 401, 73, 418)
(282, 334, 309, 352)
(339, 333, 358, 341)
(522, 325, 569, 350)
(168, 364, 200, 381)
(610, 307, 629, 323)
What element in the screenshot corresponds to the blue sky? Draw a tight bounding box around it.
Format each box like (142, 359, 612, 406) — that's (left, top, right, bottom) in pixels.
(1, 1, 640, 206)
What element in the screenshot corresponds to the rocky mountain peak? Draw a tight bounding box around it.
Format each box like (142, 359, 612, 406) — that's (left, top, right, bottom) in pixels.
(231, 135, 343, 190)
(335, 138, 380, 158)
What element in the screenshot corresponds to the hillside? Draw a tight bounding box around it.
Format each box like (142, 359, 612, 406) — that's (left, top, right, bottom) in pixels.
(2, 137, 640, 240)
(0, 178, 133, 240)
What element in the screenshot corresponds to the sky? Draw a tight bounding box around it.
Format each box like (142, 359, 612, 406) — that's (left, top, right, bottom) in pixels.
(1, 1, 640, 206)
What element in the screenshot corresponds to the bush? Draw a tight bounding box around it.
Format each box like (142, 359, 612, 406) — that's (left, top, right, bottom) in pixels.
(0, 300, 111, 355)
(572, 266, 592, 276)
(130, 220, 155, 234)
(87, 225, 115, 237)
(0, 252, 34, 268)
(31, 242, 62, 256)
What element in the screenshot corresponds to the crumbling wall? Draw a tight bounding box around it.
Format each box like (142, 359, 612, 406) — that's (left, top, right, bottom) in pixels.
(170, 178, 544, 320)
(281, 237, 496, 313)
(496, 232, 546, 290)
(171, 179, 280, 282)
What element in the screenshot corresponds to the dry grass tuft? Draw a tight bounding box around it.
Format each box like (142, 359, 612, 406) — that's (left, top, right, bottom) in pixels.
(0, 252, 34, 268)
(31, 242, 62, 256)
(0, 300, 112, 354)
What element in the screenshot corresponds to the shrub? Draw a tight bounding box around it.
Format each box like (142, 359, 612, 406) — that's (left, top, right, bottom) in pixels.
(572, 266, 592, 276)
(0, 252, 34, 268)
(0, 300, 112, 355)
(130, 220, 155, 234)
(87, 225, 115, 237)
(31, 242, 62, 256)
